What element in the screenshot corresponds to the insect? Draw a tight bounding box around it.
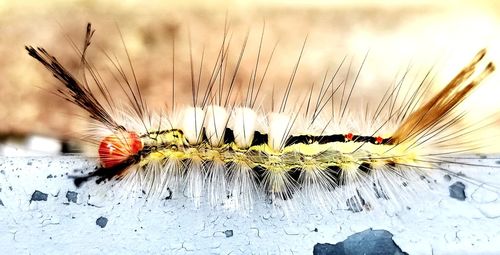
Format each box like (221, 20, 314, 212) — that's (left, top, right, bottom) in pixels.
(25, 23, 498, 212)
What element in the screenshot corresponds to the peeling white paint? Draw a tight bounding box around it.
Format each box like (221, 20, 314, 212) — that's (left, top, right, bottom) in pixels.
(0, 156, 499, 254)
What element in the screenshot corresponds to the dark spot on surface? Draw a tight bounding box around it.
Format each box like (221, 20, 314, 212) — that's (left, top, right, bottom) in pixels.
(224, 230, 233, 238)
(0, 170, 4, 175)
(0, 198, 3, 206)
(47, 174, 53, 179)
(96, 217, 108, 228)
(66, 191, 78, 203)
(495, 160, 500, 165)
(313, 228, 408, 255)
(443, 174, 451, 182)
(27, 161, 32, 166)
(31, 190, 48, 202)
(449, 181, 466, 201)
(479, 154, 487, 159)
(164, 188, 172, 200)
(313, 228, 318, 232)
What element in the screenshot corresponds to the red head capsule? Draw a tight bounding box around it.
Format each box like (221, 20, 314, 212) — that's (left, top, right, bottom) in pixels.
(98, 131, 143, 168)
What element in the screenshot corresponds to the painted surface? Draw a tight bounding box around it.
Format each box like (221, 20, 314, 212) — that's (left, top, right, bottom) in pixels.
(0, 156, 499, 254)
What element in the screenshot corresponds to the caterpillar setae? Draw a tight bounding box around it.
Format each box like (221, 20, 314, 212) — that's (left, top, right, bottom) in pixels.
(25, 23, 499, 212)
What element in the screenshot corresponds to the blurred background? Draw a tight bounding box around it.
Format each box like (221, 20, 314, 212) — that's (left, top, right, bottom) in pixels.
(0, 0, 499, 155)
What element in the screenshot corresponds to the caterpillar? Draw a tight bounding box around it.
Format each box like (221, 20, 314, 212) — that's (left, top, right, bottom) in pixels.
(25, 23, 498, 212)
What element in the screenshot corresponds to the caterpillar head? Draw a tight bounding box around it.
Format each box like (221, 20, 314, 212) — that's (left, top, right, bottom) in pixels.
(98, 131, 143, 168)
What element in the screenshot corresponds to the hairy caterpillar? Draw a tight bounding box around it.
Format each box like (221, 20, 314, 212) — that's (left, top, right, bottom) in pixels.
(25, 23, 498, 212)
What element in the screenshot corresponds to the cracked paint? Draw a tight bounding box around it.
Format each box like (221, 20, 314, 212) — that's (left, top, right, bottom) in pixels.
(0, 156, 499, 254)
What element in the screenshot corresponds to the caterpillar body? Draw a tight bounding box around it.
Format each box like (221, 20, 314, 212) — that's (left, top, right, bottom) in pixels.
(25, 23, 498, 212)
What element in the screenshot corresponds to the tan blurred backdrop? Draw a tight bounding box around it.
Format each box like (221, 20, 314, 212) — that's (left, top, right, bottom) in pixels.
(1, 0, 499, 151)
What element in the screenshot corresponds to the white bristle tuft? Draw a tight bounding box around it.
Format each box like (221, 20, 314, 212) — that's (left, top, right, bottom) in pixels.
(232, 107, 257, 148)
(182, 106, 205, 145)
(226, 162, 260, 211)
(184, 158, 204, 207)
(267, 112, 294, 151)
(205, 105, 229, 147)
(206, 160, 227, 206)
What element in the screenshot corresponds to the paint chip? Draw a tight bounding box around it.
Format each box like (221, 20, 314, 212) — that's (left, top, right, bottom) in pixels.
(66, 191, 78, 203)
(313, 228, 407, 255)
(31, 190, 48, 202)
(449, 181, 466, 201)
(224, 230, 233, 238)
(96, 216, 108, 228)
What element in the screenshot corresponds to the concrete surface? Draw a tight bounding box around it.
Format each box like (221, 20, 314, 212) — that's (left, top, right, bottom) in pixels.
(0, 156, 499, 254)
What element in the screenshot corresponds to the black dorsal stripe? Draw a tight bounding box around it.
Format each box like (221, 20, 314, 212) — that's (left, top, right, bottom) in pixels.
(141, 128, 393, 147)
